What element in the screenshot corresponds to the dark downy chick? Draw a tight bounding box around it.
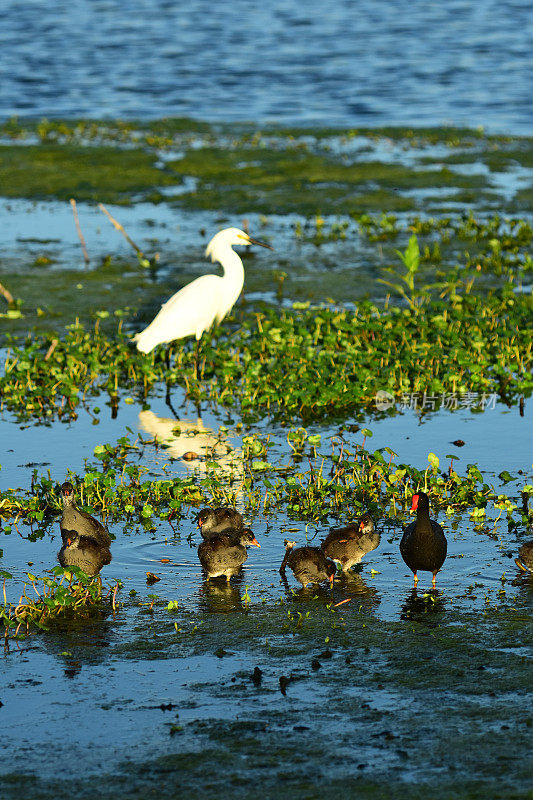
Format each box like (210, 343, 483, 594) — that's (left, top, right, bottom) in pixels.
(321, 513, 379, 572)
(57, 482, 112, 577)
(280, 540, 336, 588)
(197, 506, 244, 539)
(198, 528, 260, 581)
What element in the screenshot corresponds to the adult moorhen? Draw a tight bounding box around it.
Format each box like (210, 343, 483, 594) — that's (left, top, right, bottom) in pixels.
(321, 513, 379, 572)
(400, 491, 447, 589)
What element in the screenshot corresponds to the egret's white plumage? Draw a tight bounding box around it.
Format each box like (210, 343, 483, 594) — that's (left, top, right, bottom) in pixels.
(133, 227, 271, 354)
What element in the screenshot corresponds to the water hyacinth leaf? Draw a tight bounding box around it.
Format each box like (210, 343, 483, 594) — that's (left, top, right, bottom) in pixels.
(428, 452, 440, 471)
(251, 460, 272, 471)
(498, 470, 514, 484)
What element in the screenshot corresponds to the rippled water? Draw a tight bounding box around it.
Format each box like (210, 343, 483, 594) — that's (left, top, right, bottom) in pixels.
(1, 0, 531, 132)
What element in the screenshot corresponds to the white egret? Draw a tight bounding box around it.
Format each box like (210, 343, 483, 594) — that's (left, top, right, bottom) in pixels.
(133, 228, 273, 373)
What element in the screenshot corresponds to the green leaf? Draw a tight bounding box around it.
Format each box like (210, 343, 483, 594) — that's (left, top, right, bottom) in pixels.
(428, 452, 440, 471)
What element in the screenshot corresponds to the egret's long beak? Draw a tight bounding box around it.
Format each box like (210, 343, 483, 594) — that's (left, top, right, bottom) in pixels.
(240, 234, 274, 251)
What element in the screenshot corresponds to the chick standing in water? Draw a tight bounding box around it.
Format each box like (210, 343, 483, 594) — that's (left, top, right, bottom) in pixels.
(57, 482, 112, 577)
(321, 513, 379, 572)
(280, 541, 336, 588)
(197, 506, 244, 539)
(198, 528, 260, 581)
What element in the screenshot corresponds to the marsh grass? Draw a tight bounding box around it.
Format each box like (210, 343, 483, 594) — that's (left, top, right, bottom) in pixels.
(1, 289, 531, 425)
(0, 565, 119, 642)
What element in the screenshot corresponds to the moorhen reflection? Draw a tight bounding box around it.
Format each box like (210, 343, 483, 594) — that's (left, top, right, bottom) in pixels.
(198, 581, 244, 614)
(400, 492, 447, 589)
(337, 571, 381, 611)
(400, 587, 447, 621)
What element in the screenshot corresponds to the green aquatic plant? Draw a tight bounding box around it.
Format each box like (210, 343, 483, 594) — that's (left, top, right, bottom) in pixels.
(1, 118, 527, 216)
(0, 566, 119, 641)
(378, 233, 426, 311)
(1, 289, 531, 424)
(0, 423, 518, 531)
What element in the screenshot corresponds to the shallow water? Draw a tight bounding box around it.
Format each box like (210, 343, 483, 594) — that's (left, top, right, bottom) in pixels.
(1, 382, 532, 798)
(1, 0, 532, 133)
(1, 118, 532, 796)
(1, 386, 530, 622)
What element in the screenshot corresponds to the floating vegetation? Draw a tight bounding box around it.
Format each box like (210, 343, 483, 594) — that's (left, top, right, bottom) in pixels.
(0, 118, 530, 215)
(0, 566, 119, 641)
(1, 428, 530, 533)
(1, 287, 531, 424)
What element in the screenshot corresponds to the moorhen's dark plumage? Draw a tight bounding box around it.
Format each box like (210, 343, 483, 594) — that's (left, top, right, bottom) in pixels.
(280, 540, 336, 588)
(197, 528, 260, 581)
(400, 492, 447, 588)
(197, 506, 244, 539)
(57, 481, 112, 576)
(321, 513, 379, 572)
(515, 540, 533, 573)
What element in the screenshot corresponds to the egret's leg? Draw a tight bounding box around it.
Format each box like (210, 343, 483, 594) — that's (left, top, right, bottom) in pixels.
(164, 345, 171, 372)
(194, 337, 201, 381)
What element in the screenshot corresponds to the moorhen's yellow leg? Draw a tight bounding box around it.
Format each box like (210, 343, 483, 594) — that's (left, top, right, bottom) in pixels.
(413, 572, 418, 588)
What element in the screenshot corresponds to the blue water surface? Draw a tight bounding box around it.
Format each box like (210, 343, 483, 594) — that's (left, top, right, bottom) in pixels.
(0, 0, 531, 132)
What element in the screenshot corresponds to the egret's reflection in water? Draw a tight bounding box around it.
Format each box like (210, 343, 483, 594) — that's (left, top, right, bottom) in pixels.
(138, 409, 244, 485)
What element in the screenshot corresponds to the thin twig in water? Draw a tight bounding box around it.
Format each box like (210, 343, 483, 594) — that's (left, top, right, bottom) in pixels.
(0, 281, 15, 308)
(44, 339, 58, 361)
(70, 198, 90, 265)
(98, 203, 143, 257)
(333, 598, 352, 608)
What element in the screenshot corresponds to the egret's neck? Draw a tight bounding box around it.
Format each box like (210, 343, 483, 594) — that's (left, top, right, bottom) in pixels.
(217, 245, 244, 288)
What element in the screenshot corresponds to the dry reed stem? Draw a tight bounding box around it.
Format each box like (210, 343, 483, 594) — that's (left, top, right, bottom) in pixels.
(70, 198, 90, 265)
(98, 203, 143, 256)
